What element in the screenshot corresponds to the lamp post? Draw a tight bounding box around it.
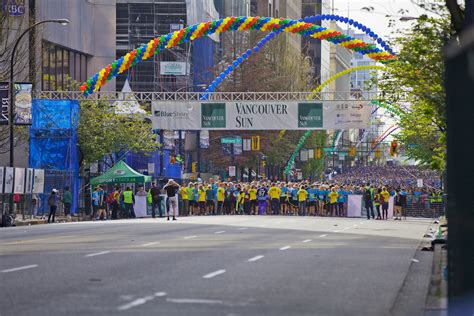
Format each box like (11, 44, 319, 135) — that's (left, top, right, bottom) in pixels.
(9, 18, 69, 168)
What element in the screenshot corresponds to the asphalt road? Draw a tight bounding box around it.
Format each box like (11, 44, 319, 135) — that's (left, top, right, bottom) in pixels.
(0, 216, 435, 316)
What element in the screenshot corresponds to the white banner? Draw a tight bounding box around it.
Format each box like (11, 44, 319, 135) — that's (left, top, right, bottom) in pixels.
(160, 62, 190, 76)
(25, 168, 34, 193)
(4, 167, 14, 194)
(152, 101, 371, 130)
(347, 195, 362, 217)
(148, 163, 155, 175)
(14, 168, 25, 194)
(229, 166, 236, 177)
(33, 169, 45, 194)
(0, 167, 3, 193)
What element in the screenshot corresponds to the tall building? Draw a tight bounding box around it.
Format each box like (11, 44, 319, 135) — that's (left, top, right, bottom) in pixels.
(349, 31, 378, 97)
(0, 0, 116, 167)
(301, 0, 331, 85)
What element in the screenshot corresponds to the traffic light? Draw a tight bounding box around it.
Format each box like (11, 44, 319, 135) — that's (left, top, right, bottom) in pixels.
(251, 136, 260, 151)
(375, 148, 381, 158)
(191, 161, 197, 173)
(390, 140, 398, 157)
(349, 146, 356, 157)
(315, 148, 322, 159)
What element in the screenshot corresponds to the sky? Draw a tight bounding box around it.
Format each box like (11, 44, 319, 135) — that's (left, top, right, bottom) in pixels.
(332, 0, 429, 39)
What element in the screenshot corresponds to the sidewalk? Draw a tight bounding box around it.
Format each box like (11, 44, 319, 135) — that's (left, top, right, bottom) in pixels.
(13, 215, 83, 226)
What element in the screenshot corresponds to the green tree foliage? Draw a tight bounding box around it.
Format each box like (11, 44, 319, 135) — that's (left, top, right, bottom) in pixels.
(379, 14, 453, 170)
(77, 99, 159, 165)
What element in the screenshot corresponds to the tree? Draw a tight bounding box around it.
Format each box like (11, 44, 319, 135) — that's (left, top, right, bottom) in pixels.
(77, 99, 159, 166)
(379, 13, 454, 170)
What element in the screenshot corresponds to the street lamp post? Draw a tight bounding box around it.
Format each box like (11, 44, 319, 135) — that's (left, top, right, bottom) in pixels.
(9, 18, 69, 168)
(8, 19, 68, 215)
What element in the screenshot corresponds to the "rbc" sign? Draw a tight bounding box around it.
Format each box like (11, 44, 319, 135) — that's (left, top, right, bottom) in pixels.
(3, 0, 26, 16)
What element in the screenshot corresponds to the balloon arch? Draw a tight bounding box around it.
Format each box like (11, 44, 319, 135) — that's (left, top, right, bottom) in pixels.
(80, 14, 397, 178)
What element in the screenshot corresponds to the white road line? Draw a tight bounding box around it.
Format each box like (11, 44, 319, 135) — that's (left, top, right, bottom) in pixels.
(248, 255, 264, 262)
(411, 258, 420, 263)
(118, 296, 155, 311)
(259, 224, 267, 227)
(184, 235, 197, 240)
(155, 292, 167, 297)
(85, 251, 111, 257)
(302, 239, 312, 243)
(238, 227, 248, 230)
(214, 231, 226, 234)
(319, 234, 327, 238)
(142, 242, 160, 247)
(333, 230, 340, 233)
(203, 269, 226, 279)
(1, 264, 38, 273)
(166, 298, 223, 305)
(344, 227, 351, 230)
(280, 246, 291, 251)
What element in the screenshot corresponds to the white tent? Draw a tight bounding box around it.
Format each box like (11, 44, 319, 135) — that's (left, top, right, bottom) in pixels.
(113, 79, 146, 115)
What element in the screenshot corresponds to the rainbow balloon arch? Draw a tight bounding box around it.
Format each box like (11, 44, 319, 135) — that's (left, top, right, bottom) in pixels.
(79, 14, 398, 179)
(80, 15, 396, 95)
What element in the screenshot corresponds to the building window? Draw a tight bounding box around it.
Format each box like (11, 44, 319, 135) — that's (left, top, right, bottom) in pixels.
(41, 40, 90, 91)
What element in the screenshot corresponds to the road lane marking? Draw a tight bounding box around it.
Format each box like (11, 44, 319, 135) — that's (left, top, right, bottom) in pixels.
(333, 230, 340, 233)
(214, 231, 226, 234)
(1, 264, 38, 273)
(155, 292, 167, 297)
(344, 227, 351, 230)
(184, 236, 197, 240)
(166, 298, 223, 305)
(302, 239, 312, 243)
(238, 227, 248, 230)
(280, 246, 291, 251)
(85, 251, 111, 257)
(118, 295, 155, 311)
(2, 235, 78, 245)
(319, 234, 327, 238)
(203, 269, 226, 279)
(248, 255, 264, 262)
(411, 258, 420, 263)
(142, 242, 160, 247)
(259, 224, 267, 227)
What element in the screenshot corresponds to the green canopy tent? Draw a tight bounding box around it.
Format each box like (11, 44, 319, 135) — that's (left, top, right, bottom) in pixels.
(90, 160, 152, 186)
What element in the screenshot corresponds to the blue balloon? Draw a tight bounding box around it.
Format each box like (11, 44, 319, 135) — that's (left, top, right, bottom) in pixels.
(224, 69, 230, 75)
(220, 73, 226, 79)
(369, 31, 375, 37)
(216, 77, 222, 83)
(343, 17, 348, 23)
(242, 53, 248, 59)
(348, 19, 354, 24)
(361, 26, 367, 31)
(227, 65, 234, 71)
(246, 49, 252, 55)
(233, 61, 239, 67)
(253, 47, 260, 52)
(377, 38, 382, 44)
(237, 57, 243, 63)
(354, 22, 359, 27)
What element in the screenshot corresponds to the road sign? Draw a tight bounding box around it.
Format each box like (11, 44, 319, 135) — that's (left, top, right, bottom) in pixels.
(251, 136, 260, 151)
(221, 137, 242, 144)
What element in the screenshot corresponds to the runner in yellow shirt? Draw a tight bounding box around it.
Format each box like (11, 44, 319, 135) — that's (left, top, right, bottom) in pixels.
(328, 188, 339, 217)
(268, 183, 282, 215)
(297, 185, 308, 216)
(217, 183, 225, 215)
(249, 185, 258, 215)
(197, 185, 206, 215)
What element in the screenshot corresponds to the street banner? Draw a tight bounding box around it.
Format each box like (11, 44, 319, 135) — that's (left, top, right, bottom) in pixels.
(14, 83, 32, 125)
(3, 0, 26, 16)
(347, 195, 362, 217)
(33, 169, 45, 194)
(25, 168, 34, 193)
(0, 167, 4, 193)
(14, 167, 25, 194)
(152, 101, 371, 130)
(0, 82, 9, 125)
(4, 167, 14, 193)
(199, 130, 210, 148)
(148, 163, 155, 175)
(228, 166, 236, 177)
